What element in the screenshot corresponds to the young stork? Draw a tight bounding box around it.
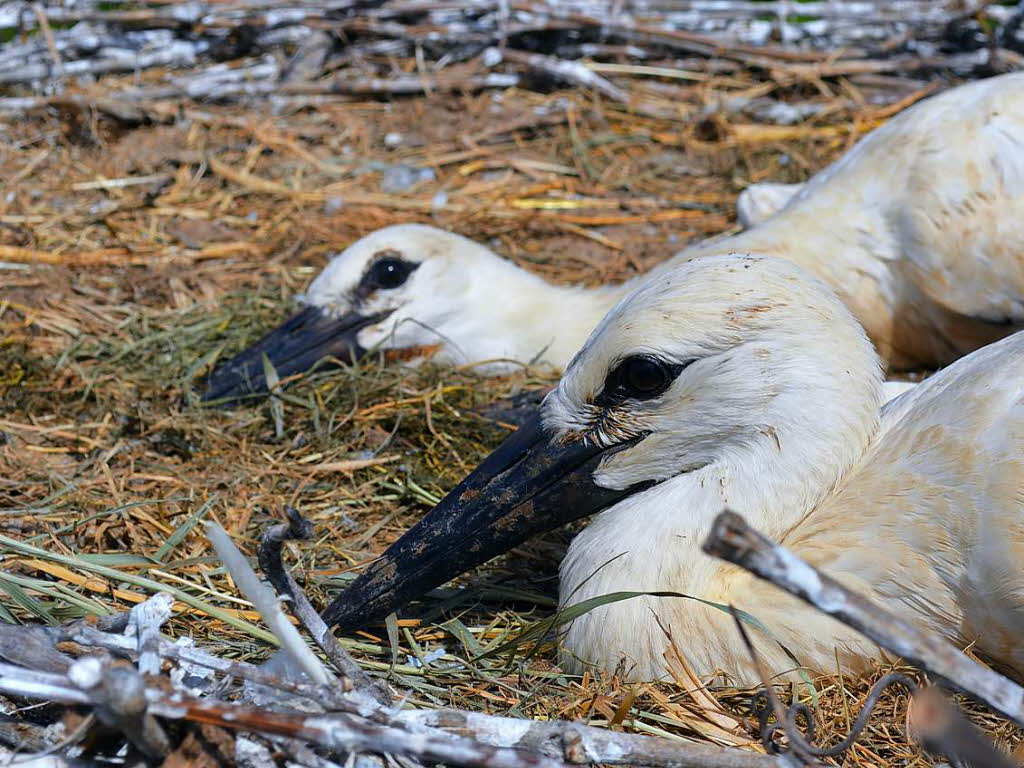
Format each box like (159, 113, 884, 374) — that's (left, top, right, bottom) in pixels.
(322, 253, 1024, 684)
(201, 71, 1024, 402)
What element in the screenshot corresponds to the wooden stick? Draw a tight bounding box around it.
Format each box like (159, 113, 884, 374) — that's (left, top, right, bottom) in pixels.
(205, 521, 332, 686)
(394, 709, 787, 768)
(66, 656, 170, 759)
(63, 619, 785, 767)
(128, 591, 174, 677)
(0, 652, 789, 768)
(497, 48, 629, 102)
(257, 508, 389, 705)
(702, 510, 1024, 729)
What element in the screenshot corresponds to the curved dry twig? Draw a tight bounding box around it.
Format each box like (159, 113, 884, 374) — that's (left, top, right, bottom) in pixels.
(258, 506, 389, 704)
(752, 672, 916, 759)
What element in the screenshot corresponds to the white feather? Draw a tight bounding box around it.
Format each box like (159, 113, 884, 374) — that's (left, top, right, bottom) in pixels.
(297, 72, 1024, 379)
(542, 253, 1024, 685)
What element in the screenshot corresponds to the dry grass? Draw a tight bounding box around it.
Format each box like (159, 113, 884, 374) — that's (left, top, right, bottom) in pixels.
(2, 68, 1021, 765)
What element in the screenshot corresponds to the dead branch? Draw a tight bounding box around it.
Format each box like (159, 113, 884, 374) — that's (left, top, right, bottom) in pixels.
(0, 656, 572, 768)
(495, 48, 629, 102)
(128, 590, 174, 677)
(729, 603, 1007, 767)
(0, 623, 70, 673)
(0, 0, 1015, 115)
(258, 507, 388, 704)
(0, 544, 803, 768)
(394, 709, 790, 768)
(702, 510, 1024, 729)
(0, 650, 795, 768)
(66, 656, 171, 759)
(325, 71, 521, 96)
(205, 521, 333, 686)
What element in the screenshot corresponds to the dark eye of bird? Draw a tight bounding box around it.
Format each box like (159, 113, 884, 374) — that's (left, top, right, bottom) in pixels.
(595, 355, 692, 407)
(624, 356, 668, 394)
(366, 256, 416, 290)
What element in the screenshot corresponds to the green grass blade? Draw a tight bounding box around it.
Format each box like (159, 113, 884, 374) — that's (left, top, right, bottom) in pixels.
(0, 573, 59, 625)
(154, 495, 219, 562)
(0, 534, 277, 645)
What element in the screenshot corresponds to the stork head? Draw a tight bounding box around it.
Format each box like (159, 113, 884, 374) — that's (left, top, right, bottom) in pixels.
(200, 224, 532, 403)
(322, 253, 883, 629)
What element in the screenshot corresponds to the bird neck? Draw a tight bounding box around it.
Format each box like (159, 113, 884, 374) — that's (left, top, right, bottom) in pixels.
(562, 371, 882, 610)
(455, 272, 623, 374)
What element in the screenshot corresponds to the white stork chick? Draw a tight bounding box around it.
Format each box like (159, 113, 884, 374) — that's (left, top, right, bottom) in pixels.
(202, 72, 1024, 401)
(325, 252, 1024, 685)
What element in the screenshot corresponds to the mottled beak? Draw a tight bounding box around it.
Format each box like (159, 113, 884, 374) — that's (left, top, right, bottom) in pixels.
(322, 412, 652, 629)
(200, 306, 382, 404)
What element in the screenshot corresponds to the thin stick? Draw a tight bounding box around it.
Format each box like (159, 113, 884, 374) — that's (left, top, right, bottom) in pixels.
(63, 619, 786, 767)
(257, 507, 389, 704)
(496, 48, 629, 102)
(394, 709, 789, 768)
(128, 591, 174, 677)
(66, 656, 170, 759)
(205, 521, 331, 685)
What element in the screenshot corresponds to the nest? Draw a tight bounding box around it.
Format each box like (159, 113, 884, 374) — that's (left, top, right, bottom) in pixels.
(2, 1, 1024, 765)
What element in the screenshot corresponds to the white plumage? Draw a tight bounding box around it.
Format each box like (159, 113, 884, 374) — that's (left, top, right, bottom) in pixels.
(735, 181, 803, 229)
(298, 72, 1024, 378)
(545, 253, 1024, 684)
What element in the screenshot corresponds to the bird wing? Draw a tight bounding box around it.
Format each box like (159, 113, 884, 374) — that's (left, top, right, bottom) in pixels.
(783, 330, 1024, 668)
(895, 73, 1024, 325)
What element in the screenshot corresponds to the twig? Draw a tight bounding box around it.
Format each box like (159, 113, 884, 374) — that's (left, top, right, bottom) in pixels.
(0, 579, 809, 768)
(66, 656, 170, 759)
(30, 3, 64, 80)
(495, 48, 629, 102)
(749, 673, 916, 760)
(724, 605, 807, 761)
(0, 0, 1003, 110)
(0, 659, 572, 768)
(0, 622, 70, 673)
(205, 521, 332, 686)
(703, 510, 1024, 729)
(63, 618, 787, 767)
(64, 621, 358, 712)
(394, 709, 791, 768)
(257, 507, 389, 705)
(326, 72, 520, 96)
(128, 591, 174, 677)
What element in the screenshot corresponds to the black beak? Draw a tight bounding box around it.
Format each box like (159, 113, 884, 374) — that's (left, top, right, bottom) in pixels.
(200, 306, 383, 404)
(322, 412, 653, 629)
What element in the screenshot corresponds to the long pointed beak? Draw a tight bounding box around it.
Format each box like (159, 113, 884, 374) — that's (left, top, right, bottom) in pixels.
(200, 306, 383, 404)
(322, 413, 652, 629)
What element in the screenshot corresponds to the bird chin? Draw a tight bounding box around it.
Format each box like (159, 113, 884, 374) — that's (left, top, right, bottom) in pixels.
(321, 412, 656, 630)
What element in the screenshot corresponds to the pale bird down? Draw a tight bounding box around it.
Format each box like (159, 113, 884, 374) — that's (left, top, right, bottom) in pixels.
(202, 71, 1024, 402)
(324, 253, 1024, 686)
(735, 181, 803, 229)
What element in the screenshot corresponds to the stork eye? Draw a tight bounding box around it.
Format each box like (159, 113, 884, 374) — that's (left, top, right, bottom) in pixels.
(596, 355, 690, 406)
(624, 356, 669, 394)
(366, 255, 416, 290)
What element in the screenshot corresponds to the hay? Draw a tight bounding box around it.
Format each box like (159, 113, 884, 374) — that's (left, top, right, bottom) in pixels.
(2, 51, 1022, 765)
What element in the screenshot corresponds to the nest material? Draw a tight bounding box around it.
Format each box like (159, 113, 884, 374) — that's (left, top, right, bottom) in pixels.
(2, 2, 1024, 765)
